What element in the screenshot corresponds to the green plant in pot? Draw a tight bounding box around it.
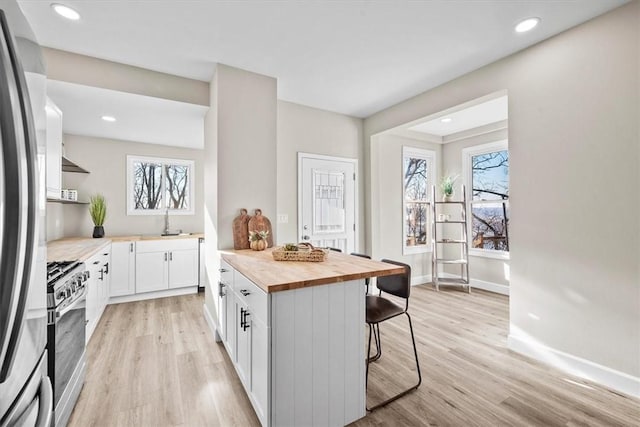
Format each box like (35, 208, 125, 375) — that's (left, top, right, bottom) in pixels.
(89, 194, 107, 238)
(440, 173, 459, 202)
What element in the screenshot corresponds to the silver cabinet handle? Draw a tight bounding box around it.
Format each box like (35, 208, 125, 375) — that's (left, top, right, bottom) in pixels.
(219, 268, 228, 273)
(239, 289, 250, 296)
(130, 243, 133, 252)
(164, 252, 167, 262)
(169, 252, 173, 261)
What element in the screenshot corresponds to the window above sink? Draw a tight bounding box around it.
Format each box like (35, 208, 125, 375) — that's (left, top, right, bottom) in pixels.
(126, 155, 195, 216)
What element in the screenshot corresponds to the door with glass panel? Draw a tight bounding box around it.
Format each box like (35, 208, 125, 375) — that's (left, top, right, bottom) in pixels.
(298, 154, 356, 253)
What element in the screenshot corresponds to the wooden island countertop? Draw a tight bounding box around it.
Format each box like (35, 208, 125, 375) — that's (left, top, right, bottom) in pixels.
(221, 248, 404, 293)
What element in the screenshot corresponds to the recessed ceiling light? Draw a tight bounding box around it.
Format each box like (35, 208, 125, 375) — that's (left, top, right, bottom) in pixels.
(51, 3, 80, 21)
(515, 17, 540, 33)
(440, 117, 452, 123)
(101, 115, 116, 122)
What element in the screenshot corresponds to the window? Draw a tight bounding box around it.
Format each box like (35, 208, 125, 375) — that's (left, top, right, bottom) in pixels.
(403, 147, 435, 254)
(127, 156, 194, 215)
(462, 141, 509, 258)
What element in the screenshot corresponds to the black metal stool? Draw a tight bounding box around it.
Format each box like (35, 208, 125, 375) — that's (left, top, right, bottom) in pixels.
(365, 259, 421, 411)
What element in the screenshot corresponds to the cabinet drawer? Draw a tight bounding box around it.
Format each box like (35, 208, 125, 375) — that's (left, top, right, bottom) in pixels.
(220, 259, 234, 289)
(136, 238, 198, 253)
(235, 272, 267, 323)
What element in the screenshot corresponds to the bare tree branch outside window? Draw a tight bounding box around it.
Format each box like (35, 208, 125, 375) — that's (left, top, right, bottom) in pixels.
(404, 157, 429, 247)
(131, 158, 192, 213)
(470, 150, 509, 251)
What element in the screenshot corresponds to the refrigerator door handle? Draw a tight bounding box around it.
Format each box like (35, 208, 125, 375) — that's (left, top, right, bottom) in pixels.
(0, 10, 39, 383)
(34, 376, 53, 427)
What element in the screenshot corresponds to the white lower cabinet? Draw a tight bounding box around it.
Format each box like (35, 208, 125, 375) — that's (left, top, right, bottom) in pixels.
(168, 249, 198, 289)
(249, 316, 269, 422)
(85, 246, 110, 343)
(135, 239, 198, 293)
(218, 258, 367, 427)
(135, 251, 168, 293)
(235, 299, 251, 385)
(220, 266, 269, 426)
(110, 241, 136, 296)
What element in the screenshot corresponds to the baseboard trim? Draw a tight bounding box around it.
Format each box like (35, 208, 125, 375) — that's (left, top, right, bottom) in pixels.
(203, 303, 221, 342)
(508, 333, 640, 398)
(109, 287, 197, 305)
(439, 272, 509, 295)
(411, 274, 431, 286)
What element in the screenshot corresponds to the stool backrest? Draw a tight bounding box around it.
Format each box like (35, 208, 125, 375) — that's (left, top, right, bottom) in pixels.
(378, 259, 411, 299)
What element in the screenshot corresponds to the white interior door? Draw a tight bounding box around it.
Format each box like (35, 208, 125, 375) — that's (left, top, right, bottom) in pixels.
(298, 154, 356, 253)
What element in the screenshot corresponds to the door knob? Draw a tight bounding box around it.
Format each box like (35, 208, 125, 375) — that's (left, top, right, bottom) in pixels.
(302, 235, 310, 240)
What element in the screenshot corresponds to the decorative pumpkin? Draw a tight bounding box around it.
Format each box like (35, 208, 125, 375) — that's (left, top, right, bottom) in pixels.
(249, 230, 269, 251)
(250, 239, 268, 251)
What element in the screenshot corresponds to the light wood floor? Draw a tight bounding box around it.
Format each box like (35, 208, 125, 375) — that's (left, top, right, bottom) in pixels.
(69, 287, 639, 427)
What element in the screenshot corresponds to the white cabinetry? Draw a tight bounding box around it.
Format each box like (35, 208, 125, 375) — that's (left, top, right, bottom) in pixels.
(217, 260, 233, 346)
(85, 245, 111, 343)
(219, 266, 269, 426)
(135, 251, 168, 293)
(168, 249, 198, 289)
(45, 98, 62, 199)
(135, 239, 198, 294)
(110, 241, 136, 297)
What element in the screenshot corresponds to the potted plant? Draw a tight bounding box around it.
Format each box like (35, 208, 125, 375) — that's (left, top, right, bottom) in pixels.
(249, 230, 269, 251)
(89, 194, 107, 238)
(440, 173, 459, 202)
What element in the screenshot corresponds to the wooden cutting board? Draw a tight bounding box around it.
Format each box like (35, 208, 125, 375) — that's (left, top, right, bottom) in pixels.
(232, 208, 251, 249)
(247, 209, 274, 248)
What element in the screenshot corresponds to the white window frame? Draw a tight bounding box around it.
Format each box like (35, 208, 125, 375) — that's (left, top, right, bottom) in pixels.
(462, 140, 509, 260)
(402, 146, 436, 255)
(127, 155, 195, 216)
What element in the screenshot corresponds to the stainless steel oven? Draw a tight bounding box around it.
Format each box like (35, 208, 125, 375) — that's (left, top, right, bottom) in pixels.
(47, 261, 88, 427)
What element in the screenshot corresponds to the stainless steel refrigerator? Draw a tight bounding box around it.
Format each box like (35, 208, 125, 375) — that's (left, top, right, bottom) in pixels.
(0, 1, 51, 426)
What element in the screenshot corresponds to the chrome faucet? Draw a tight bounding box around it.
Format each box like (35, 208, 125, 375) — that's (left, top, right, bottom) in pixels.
(164, 208, 170, 235)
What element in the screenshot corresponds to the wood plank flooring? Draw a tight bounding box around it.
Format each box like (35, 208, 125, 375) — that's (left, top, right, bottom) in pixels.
(69, 287, 639, 427)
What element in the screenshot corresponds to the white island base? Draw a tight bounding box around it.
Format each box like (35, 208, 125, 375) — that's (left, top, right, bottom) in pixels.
(204, 250, 402, 427)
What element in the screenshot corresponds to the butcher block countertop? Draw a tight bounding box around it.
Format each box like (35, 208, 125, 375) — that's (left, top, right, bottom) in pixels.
(221, 248, 405, 293)
(47, 233, 203, 262)
(47, 238, 112, 262)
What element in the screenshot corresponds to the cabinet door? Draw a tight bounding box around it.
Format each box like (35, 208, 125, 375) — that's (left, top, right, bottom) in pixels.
(101, 250, 111, 310)
(85, 261, 101, 343)
(217, 281, 227, 342)
(225, 291, 236, 361)
(168, 249, 198, 289)
(110, 242, 135, 297)
(136, 252, 168, 293)
(250, 316, 268, 424)
(45, 98, 62, 199)
(236, 300, 250, 387)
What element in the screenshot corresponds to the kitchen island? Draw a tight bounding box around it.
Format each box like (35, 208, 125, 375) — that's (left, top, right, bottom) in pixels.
(206, 249, 403, 427)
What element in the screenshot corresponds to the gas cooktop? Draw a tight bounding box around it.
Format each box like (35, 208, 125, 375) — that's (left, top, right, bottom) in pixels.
(46, 261, 81, 287)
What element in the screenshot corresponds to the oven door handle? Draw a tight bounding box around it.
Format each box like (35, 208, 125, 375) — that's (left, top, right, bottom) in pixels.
(56, 287, 87, 319)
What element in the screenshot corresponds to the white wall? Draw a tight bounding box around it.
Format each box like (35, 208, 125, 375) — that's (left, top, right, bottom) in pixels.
(43, 48, 209, 106)
(48, 134, 205, 239)
(276, 101, 364, 248)
(370, 133, 441, 283)
(364, 1, 639, 394)
(216, 65, 277, 249)
(204, 64, 277, 323)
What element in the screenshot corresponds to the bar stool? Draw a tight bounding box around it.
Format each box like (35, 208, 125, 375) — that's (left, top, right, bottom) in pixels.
(350, 252, 371, 293)
(365, 259, 421, 411)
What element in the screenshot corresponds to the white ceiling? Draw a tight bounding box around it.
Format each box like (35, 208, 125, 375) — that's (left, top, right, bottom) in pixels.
(46, 80, 207, 148)
(409, 96, 508, 137)
(19, 1, 627, 118)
